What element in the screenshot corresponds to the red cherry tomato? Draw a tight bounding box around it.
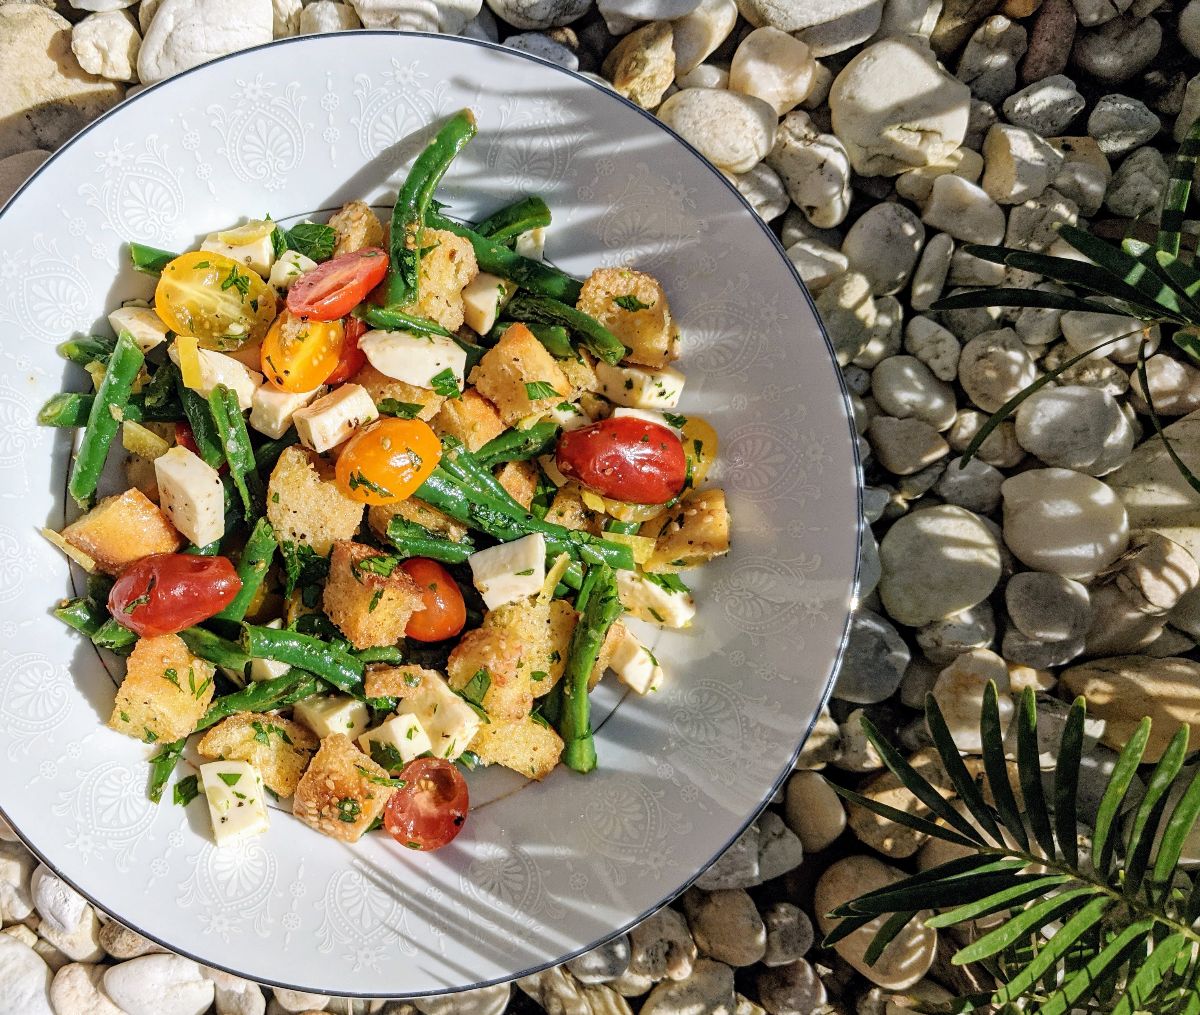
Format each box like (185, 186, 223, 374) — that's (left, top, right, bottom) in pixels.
(325, 315, 368, 386)
(286, 247, 389, 321)
(174, 422, 199, 455)
(384, 757, 469, 851)
(556, 417, 687, 505)
(400, 558, 466, 642)
(108, 553, 242, 638)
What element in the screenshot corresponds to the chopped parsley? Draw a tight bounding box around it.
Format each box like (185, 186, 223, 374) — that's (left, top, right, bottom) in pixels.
(525, 380, 560, 401)
(457, 750, 481, 771)
(123, 576, 155, 614)
(663, 412, 688, 429)
(613, 294, 653, 312)
(218, 772, 243, 787)
(368, 588, 384, 613)
(282, 222, 336, 262)
(220, 265, 251, 299)
(429, 368, 462, 399)
(251, 721, 293, 746)
(280, 541, 331, 598)
(193, 260, 211, 269)
(531, 670, 548, 682)
(188, 667, 213, 701)
(514, 568, 535, 577)
(336, 797, 362, 823)
(647, 607, 665, 623)
(356, 763, 405, 787)
(456, 669, 491, 723)
(353, 554, 401, 579)
(378, 398, 425, 419)
(173, 775, 200, 806)
(347, 471, 394, 499)
(161, 667, 180, 689)
(549, 650, 561, 664)
(530, 710, 550, 729)
(645, 571, 691, 595)
(369, 740, 406, 772)
(143, 728, 158, 744)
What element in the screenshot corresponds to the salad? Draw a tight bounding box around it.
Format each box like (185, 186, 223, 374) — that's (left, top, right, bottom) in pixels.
(37, 109, 731, 852)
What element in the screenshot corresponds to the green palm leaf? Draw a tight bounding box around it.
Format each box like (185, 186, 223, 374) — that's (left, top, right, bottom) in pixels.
(820, 910, 876, 948)
(1158, 118, 1200, 256)
(924, 874, 1073, 929)
(863, 910, 917, 966)
(1138, 343, 1200, 498)
(1094, 717, 1152, 875)
(1058, 224, 1189, 321)
(1151, 766, 1200, 893)
(1053, 697, 1086, 868)
(1032, 919, 1156, 1015)
(926, 693, 1004, 844)
(829, 855, 1029, 920)
(842, 873, 1060, 918)
(1125, 725, 1190, 896)
(1111, 933, 1190, 1015)
(1016, 688, 1057, 858)
(931, 287, 1136, 315)
(981, 681, 1029, 849)
(1122, 239, 1200, 320)
(952, 886, 1099, 965)
(829, 785, 981, 849)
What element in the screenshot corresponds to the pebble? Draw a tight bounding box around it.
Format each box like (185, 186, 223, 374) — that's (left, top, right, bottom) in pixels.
(138, 0, 271, 82)
(1005, 187, 1079, 251)
(1061, 310, 1156, 366)
(814, 857, 936, 989)
(756, 811, 804, 881)
(1072, 14, 1161, 83)
(693, 822, 760, 892)
(484, 0, 591, 28)
(566, 936, 631, 985)
(0, 842, 34, 923)
(728, 27, 813, 115)
(505, 30, 579, 68)
(516, 966, 592, 1015)
(670, 0, 735, 75)
(756, 959, 826, 1014)
(1014, 384, 1135, 475)
(658, 87, 776, 173)
(816, 271, 877, 365)
(829, 36, 971, 176)
(783, 771, 845, 852)
(675, 62, 728, 88)
(847, 747, 951, 856)
(871, 355, 957, 430)
(982, 123, 1063, 204)
(835, 707, 886, 772)
(600, 0, 700, 22)
(760, 903, 813, 968)
(1087, 93, 1160, 156)
(1047, 135, 1111, 214)
(1183, 0, 1200, 55)
(1002, 75, 1086, 135)
(272, 988, 331, 1012)
(956, 15, 1027, 105)
(70, 10, 141, 81)
(796, 705, 844, 769)
(903, 316, 959, 383)
(51, 962, 126, 1015)
(896, 148, 985, 203)
(97, 921, 162, 960)
(1007, 571, 1091, 642)
(869, 417, 950, 475)
(1107, 531, 1199, 616)
(834, 607, 911, 704)
(1070, 0, 1132, 25)
(795, 1, 883, 57)
(860, 527, 882, 598)
(415, 984, 509, 1015)
(874, 0, 940, 37)
(910, 234, 955, 313)
(602, 21, 673, 106)
(628, 908, 697, 981)
(933, 456, 1003, 513)
(1022, 0, 1077, 81)
(730, 162, 788, 221)
(766, 111, 852, 228)
(640, 959, 734, 1015)
(681, 888, 765, 967)
(298, 1, 361, 30)
(786, 238, 848, 292)
(931, 648, 1014, 751)
(920, 175, 1006, 245)
(0, 936, 53, 1015)
(841, 203, 925, 297)
(104, 954, 215, 1015)
(958, 328, 1038, 414)
(1105, 145, 1169, 217)
(30, 866, 87, 938)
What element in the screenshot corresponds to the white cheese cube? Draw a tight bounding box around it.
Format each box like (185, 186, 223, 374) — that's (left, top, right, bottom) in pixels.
(293, 694, 370, 740)
(616, 570, 696, 628)
(358, 329, 468, 389)
(200, 760, 270, 846)
(201, 232, 275, 278)
(547, 400, 591, 432)
(461, 272, 516, 335)
(249, 383, 323, 440)
(594, 362, 685, 410)
(393, 671, 482, 761)
(611, 407, 685, 437)
(168, 343, 263, 411)
(268, 249, 317, 290)
(515, 227, 546, 260)
(108, 306, 170, 353)
(292, 383, 378, 453)
(249, 619, 290, 683)
(610, 628, 664, 694)
(153, 446, 225, 547)
(468, 533, 546, 610)
(358, 713, 432, 770)
(538, 454, 570, 488)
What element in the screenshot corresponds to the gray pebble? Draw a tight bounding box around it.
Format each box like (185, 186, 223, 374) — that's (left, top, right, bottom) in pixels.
(1072, 14, 1162, 82)
(756, 812, 804, 882)
(760, 903, 814, 967)
(1088, 93, 1160, 155)
(681, 889, 766, 967)
(566, 935, 631, 985)
(1002, 75, 1085, 135)
(756, 959, 827, 1015)
(833, 608, 910, 705)
(693, 823, 761, 890)
(1105, 145, 1168, 216)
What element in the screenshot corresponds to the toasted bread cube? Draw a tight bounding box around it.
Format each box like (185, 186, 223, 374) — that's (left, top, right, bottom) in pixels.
(469, 717, 563, 780)
(363, 664, 444, 700)
(495, 459, 540, 510)
(292, 733, 395, 843)
(447, 627, 532, 723)
(328, 200, 384, 256)
(483, 597, 557, 688)
(109, 634, 215, 743)
(197, 712, 318, 797)
(411, 227, 478, 332)
(351, 363, 444, 422)
(577, 267, 675, 368)
(323, 540, 425, 649)
(61, 488, 181, 576)
(367, 497, 469, 544)
(470, 324, 571, 425)
(545, 488, 592, 532)
(432, 389, 506, 451)
(645, 488, 730, 571)
(266, 446, 364, 554)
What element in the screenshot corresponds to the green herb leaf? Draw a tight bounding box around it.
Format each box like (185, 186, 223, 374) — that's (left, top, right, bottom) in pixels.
(430, 369, 462, 399)
(279, 540, 331, 598)
(613, 294, 652, 311)
(347, 471, 395, 499)
(524, 380, 560, 400)
(283, 222, 337, 262)
(173, 774, 200, 806)
(460, 668, 491, 706)
(377, 399, 425, 419)
(218, 772, 242, 786)
(336, 797, 362, 822)
(644, 571, 690, 595)
(369, 740, 406, 773)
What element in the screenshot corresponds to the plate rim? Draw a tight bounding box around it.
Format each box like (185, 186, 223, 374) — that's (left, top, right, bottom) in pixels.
(0, 28, 862, 997)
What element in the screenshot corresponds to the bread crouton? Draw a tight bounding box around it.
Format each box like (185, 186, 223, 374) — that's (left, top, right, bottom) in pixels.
(470, 324, 571, 425)
(351, 363, 444, 422)
(577, 267, 674, 368)
(494, 459, 539, 509)
(62, 488, 182, 575)
(363, 664, 443, 700)
(323, 541, 425, 649)
(545, 488, 592, 532)
(559, 350, 599, 402)
(469, 717, 563, 781)
(197, 712, 318, 797)
(412, 228, 478, 332)
(431, 389, 506, 451)
(367, 497, 468, 544)
(266, 446, 364, 555)
(292, 733, 395, 843)
(482, 597, 558, 689)
(328, 200, 384, 256)
(109, 634, 215, 743)
(446, 627, 531, 723)
(525, 605, 623, 696)
(644, 488, 730, 572)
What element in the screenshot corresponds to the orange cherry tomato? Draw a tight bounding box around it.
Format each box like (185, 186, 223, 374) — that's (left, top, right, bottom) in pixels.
(260, 310, 344, 392)
(286, 247, 389, 321)
(325, 315, 368, 386)
(334, 418, 441, 504)
(400, 558, 466, 642)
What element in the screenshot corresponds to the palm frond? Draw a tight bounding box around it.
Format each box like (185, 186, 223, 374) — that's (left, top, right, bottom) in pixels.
(1124, 725, 1190, 896)
(1015, 688, 1057, 858)
(1058, 224, 1190, 322)
(931, 287, 1137, 315)
(981, 681, 1029, 850)
(1158, 118, 1200, 256)
(1053, 697, 1086, 868)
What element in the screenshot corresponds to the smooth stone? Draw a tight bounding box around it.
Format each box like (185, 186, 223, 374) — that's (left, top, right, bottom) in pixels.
(1005, 187, 1078, 252)
(1183, 0, 1200, 55)
(756, 811, 804, 881)
(761, 903, 813, 968)
(1014, 384, 1134, 475)
(675, 62, 728, 89)
(842, 203, 925, 296)
(484, 0, 591, 27)
(1130, 352, 1200, 417)
(0, 842, 34, 923)
(1021, 0, 1076, 81)
(694, 823, 760, 891)
(816, 271, 877, 365)
(36, 905, 102, 963)
(933, 457, 1003, 514)
(1070, 0, 1131, 24)
(97, 921, 162, 960)
(947, 410, 1024, 468)
(833, 708, 885, 773)
(138, 0, 271, 82)
(0, 149, 49, 203)
(51, 963, 125, 1015)
(1101, 531, 1199, 618)
(931, 648, 1013, 752)
(834, 608, 911, 705)
(916, 601, 997, 663)
(847, 748, 952, 856)
(348, 0, 481, 31)
(904, 314, 959, 382)
(870, 355, 956, 430)
(896, 148, 985, 204)
(298, 1, 362, 30)
(766, 110, 852, 228)
(1060, 309, 1154, 365)
(506, 31, 580, 69)
(755, 959, 827, 1014)
(1176, 74, 1200, 142)
(70, 10, 140, 81)
(786, 238, 848, 292)
(955, 14, 1026, 105)
(30, 866, 87, 937)
(566, 936, 632, 985)
(1047, 135, 1111, 214)
(628, 908, 697, 981)
(784, 771, 845, 852)
(681, 889, 765, 967)
(272, 988, 331, 1012)
(1007, 571, 1090, 641)
(414, 984, 509, 1015)
(868, 417, 949, 475)
(957, 328, 1037, 414)
(982, 123, 1063, 204)
(1088, 93, 1160, 156)
(855, 294, 904, 369)
(0, 936, 52, 1015)
(947, 247, 1006, 288)
(795, 1, 883, 56)
(600, 0, 700, 20)
(1072, 14, 1161, 83)
(671, 0, 736, 76)
(209, 967, 267, 1015)
(929, 0, 1001, 55)
(515, 966, 595, 1015)
(910, 234, 955, 313)
(729, 162, 789, 222)
(1002, 75, 1085, 134)
(920, 175, 1005, 245)
(729, 26, 814, 115)
(602, 21, 674, 106)
(1105, 145, 1169, 217)
(874, 0, 941, 37)
(640, 959, 734, 1015)
(657, 88, 776, 172)
(796, 705, 844, 770)
(103, 955, 215, 1015)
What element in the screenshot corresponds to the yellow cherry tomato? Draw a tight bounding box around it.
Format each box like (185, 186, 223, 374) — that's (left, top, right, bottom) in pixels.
(259, 310, 345, 392)
(154, 251, 276, 351)
(335, 418, 442, 504)
(681, 415, 718, 489)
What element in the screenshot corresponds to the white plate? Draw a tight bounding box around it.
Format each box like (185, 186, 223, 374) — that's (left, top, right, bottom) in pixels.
(0, 32, 859, 997)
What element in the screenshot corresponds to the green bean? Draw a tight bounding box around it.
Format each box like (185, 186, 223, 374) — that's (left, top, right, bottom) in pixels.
(39, 393, 96, 428)
(179, 626, 252, 674)
(147, 738, 186, 803)
(68, 332, 145, 507)
(489, 320, 575, 358)
(86, 572, 115, 604)
(54, 597, 106, 638)
(254, 428, 298, 474)
(474, 421, 560, 469)
(196, 670, 323, 733)
(129, 242, 177, 276)
(138, 363, 180, 413)
(354, 646, 405, 666)
(176, 376, 224, 469)
(208, 384, 259, 519)
(427, 211, 582, 303)
(240, 624, 364, 694)
(213, 518, 276, 623)
(353, 305, 453, 337)
(605, 519, 643, 535)
(93, 618, 137, 655)
(386, 109, 478, 308)
(504, 293, 626, 365)
(58, 335, 116, 367)
(184, 540, 221, 556)
(384, 515, 475, 564)
(474, 196, 551, 245)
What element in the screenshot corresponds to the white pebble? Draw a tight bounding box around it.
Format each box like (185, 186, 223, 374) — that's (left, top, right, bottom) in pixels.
(71, 11, 140, 81)
(815, 271, 877, 365)
(1071, 0, 1133, 26)
(786, 238, 848, 292)
(981, 123, 1064, 204)
(729, 27, 814, 115)
(920, 174, 1005, 245)
(0, 937, 52, 1015)
(0, 841, 35, 923)
(298, 1, 362, 30)
(868, 417, 949, 475)
(766, 110, 852, 228)
(1129, 353, 1200, 416)
(934, 456, 1004, 513)
(1182, 0, 1200, 55)
(931, 649, 1012, 753)
(37, 906, 103, 963)
(856, 294, 903, 368)
(658, 88, 777, 173)
(871, 354, 956, 429)
(676, 63, 729, 88)
(1047, 136, 1111, 216)
(1015, 384, 1135, 475)
(482, 0, 591, 29)
(1061, 309, 1157, 364)
(51, 963, 125, 1015)
(958, 328, 1037, 413)
(955, 14, 1026, 106)
(948, 409, 1025, 468)
(138, 0, 272, 82)
(795, 1, 883, 57)
(841, 202, 925, 296)
(909, 232, 954, 312)
(730, 162, 789, 221)
(273, 987, 332, 1011)
(947, 247, 1005, 287)
(671, 0, 736, 75)
(103, 955, 215, 1015)
(895, 147, 984, 204)
(69, 0, 136, 10)
(1088, 93, 1161, 157)
(31, 866, 87, 937)
(1002, 75, 1087, 136)
(351, 0, 481, 31)
(272, 0, 302, 34)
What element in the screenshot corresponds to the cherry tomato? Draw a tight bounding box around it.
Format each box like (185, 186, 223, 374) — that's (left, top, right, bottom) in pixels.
(286, 247, 389, 321)
(108, 553, 241, 638)
(383, 757, 468, 851)
(174, 422, 199, 456)
(400, 558, 466, 642)
(155, 251, 276, 351)
(325, 315, 368, 386)
(260, 310, 345, 392)
(556, 417, 687, 504)
(334, 418, 441, 504)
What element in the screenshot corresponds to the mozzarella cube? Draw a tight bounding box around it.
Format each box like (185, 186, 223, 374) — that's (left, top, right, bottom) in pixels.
(358, 713, 432, 771)
(108, 305, 170, 352)
(292, 383, 378, 453)
(293, 694, 370, 740)
(610, 628, 664, 694)
(538, 454, 570, 488)
(358, 329, 467, 390)
(393, 671, 482, 761)
(154, 446, 225, 547)
(249, 619, 290, 683)
(268, 249, 317, 290)
(201, 232, 275, 278)
(168, 342, 263, 411)
(594, 362, 685, 409)
(468, 533, 546, 610)
(250, 383, 324, 440)
(611, 407, 685, 437)
(547, 400, 591, 432)
(616, 570, 696, 628)
(515, 227, 546, 261)
(200, 760, 270, 846)
(461, 272, 516, 335)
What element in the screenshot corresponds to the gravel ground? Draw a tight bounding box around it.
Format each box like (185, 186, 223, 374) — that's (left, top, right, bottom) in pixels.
(3, 0, 1200, 1012)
